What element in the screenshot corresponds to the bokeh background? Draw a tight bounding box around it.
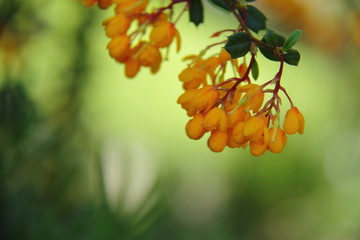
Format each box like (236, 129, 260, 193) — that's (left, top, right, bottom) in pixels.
(1, 0, 360, 239)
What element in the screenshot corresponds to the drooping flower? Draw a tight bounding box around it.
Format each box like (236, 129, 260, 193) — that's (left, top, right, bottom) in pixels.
(186, 114, 206, 140)
(268, 128, 287, 153)
(208, 129, 228, 152)
(107, 34, 131, 62)
(283, 107, 305, 135)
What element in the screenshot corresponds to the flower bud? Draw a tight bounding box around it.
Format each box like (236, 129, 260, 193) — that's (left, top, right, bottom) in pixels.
(186, 114, 206, 140)
(207, 129, 228, 152)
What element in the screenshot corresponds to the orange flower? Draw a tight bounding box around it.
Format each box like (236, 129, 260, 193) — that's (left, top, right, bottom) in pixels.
(103, 13, 132, 37)
(185, 114, 206, 140)
(268, 128, 287, 153)
(138, 44, 162, 67)
(243, 116, 267, 142)
(177, 89, 197, 112)
(283, 107, 305, 135)
(219, 48, 231, 63)
(150, 21, 176, 48)
(178, 67, 207, 90)
(114, 0, 148, 14)
(125, 58, 141, 78)
(249, 126, 270, 156)
(186, 86, 218, 116)
(203, 107, 228, 132)
(107, 34, 131, 62)
(232, 121, 248, 145)
(208, 129, 228, 152)
(239, 84, 264, 113)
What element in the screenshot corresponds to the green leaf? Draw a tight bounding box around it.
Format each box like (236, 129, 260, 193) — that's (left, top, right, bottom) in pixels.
(208, 0, 235, 12)
(189, 0, 204, 26)
(224, 32, 251, 59)
(283, 29, 302, 51)
(284, 49, 300, 66)
(241, 5, 267, 33)
(251, 58, 259, 80)
(257, 44, 280, 62)
(245, 0, 256, 2)
(263, 29, 285, 48)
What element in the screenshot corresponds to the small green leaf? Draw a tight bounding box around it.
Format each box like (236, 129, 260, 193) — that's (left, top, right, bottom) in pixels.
(284, 49, 300, 66)
(208, 0, 235, 12)
(189, 0, 204, 26)
(263, 29, 285, 48)
(241, 5, 267, 33)
(251, 58, 259, 80)
(283, 29, 302, 51)
(224, 32, 251, 59)
(257, 44, 280, 62)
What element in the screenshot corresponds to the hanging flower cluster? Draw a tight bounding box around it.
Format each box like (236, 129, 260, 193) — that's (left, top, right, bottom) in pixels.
(82, 0, 305, 156)
(177, 46, 305, 155)
(83, 0, 183, 77)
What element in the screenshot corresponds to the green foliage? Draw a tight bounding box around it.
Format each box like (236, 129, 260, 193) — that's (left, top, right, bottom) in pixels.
(284, 49, 300, 66)
(283, 29, 302, 51)
(224, 32, 251, 58)
(263, 29, 285, 48)
(257, 44, 281, 61)
(251, 58, 259, 80)
(189, 0, 204, 26)
(208, 0, 235, 12)
(242, 5, 267, 33)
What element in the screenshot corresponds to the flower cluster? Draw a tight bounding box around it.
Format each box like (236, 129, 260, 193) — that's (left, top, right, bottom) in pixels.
(83, 0, 182, 78)
(177, 47, 305, 156)
(83, 0, 305, 156)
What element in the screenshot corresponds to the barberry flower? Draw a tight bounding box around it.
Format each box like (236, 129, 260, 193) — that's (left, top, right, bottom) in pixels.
(268, 128, 287, 153)
(103, 13, 131, 37)
(107, 34, 131, 62)
(249, 127, 270, 156)
(283, 107, 305, 135)
(178, 67, 207, 90)
(150, 21, 177, 48)
(203, 107, 228, 132)
(185, 114, 206, 140)
(208, 130, 228, 152)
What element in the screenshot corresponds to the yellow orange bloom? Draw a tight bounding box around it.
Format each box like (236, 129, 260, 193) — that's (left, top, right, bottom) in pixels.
(107, 34, 131, 62)
(203, 107, 228, 132)
(243, 116, 267, 142)
(187, 86, 218, 116)
(103, 13, 131, 37)
(268, 128, 287, 153)
(240, 84, 264, 113)
(185, 114, 206, 140)
(114, 0, 148, 14)
(178, 67, 207, 90)
(232, 121, 248, 145)
(219, 48, 231, 63)
(249, 126, 270, 156)
(150, 21, 176, 48)
(208, 130, 228, 152)
(125, 58, 141, 78)
(138, 44, 162, 67)
(177, 89, 197, 112)
(283, 107, 305, 135)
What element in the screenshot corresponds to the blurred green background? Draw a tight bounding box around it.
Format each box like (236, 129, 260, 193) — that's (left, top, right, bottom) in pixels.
(1, 0, 360, 239)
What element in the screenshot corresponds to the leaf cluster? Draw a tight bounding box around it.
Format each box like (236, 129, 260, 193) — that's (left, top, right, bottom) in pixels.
(188, 0, 302, 69)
